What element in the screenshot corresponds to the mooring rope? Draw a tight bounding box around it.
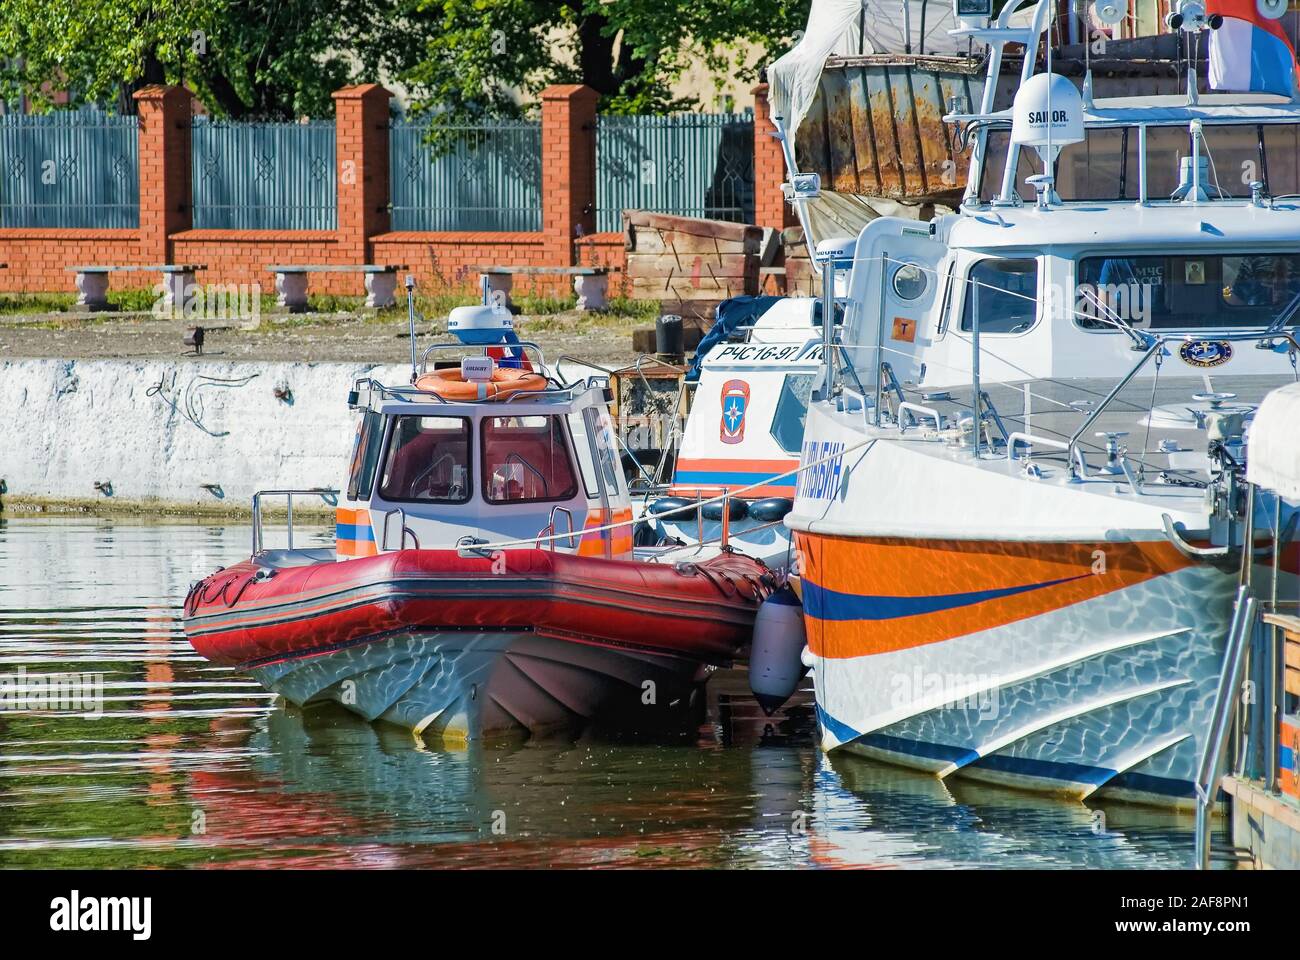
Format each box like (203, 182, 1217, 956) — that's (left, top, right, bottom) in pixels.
(472, 433, 881, 552)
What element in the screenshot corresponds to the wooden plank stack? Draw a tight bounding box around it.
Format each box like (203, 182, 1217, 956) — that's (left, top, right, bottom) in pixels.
(1263, 612, 1300, 801)
(780, 227, 819, 298)
(623, 211, 764, 330)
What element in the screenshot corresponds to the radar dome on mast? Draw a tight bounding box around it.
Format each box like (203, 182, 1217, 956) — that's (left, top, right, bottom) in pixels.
(1010, 72, 1084, 205)
(1010, 73, 1085, 148)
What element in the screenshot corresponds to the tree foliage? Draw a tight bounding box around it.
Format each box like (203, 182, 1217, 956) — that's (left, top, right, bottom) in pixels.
(0, 0, 808, 117)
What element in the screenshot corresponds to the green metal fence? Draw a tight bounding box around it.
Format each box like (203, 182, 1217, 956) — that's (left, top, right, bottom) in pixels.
(0, 112, 139, 228)
(191, 118, 337, 230)
(389, 119, 542, 232)
(595, 113, 755, 233)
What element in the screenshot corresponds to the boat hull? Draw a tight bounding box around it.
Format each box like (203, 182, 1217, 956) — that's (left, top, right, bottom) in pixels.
(250, 627, 710, 741)
(797, 531, 1237, 809)
(184, 547, 772, 740)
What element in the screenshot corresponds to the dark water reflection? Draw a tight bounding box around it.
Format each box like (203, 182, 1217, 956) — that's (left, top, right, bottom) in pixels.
(0, 517, 1215, 868)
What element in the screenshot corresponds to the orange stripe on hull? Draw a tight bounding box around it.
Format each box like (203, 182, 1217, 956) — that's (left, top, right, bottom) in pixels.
(795, 532, 1194, 659)
(577, 508, 634, 558)
(335, 539, 379, 558)
(674, 457, 799, 473)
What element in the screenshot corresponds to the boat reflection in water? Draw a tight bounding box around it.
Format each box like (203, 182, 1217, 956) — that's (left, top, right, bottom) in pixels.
(180, 672, 1207, 869)
(0, 518, 1212, 869)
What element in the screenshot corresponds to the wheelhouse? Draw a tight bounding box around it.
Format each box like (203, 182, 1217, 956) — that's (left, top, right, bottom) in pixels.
(338, 362, 632, 561)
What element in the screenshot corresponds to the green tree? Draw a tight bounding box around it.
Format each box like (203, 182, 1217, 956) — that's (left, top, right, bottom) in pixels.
(0, 0, 808, 117)
(0, 0, 421, 117)
(401, 0, 809, 117)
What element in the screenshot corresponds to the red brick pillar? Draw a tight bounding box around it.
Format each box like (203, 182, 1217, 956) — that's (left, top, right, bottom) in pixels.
(541, 85, 598, 268)
(752, 84, 795, 231)
(133, 85, 192, 263)
(332, 84, 392, 266)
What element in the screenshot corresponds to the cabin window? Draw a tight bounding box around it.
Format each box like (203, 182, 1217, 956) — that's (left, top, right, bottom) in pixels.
(481, 415, 579, 504)
(770, 374, 817, 455)
(959, 258, 1038, 334)
(567, 411, 601, 498)
(1076, 253, 1300, 330)
(378, 415, 472, 504)
(936, 261, 956, 336)
(582, 407, 623, 496)
(892, 262, 929, 300)
(978, 123, 1300, 202)
(346, 410, 385, 500)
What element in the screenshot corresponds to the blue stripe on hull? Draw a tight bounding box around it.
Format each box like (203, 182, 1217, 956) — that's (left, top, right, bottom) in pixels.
(802, 573, 1090, 622)
(672, 470, 795, 488)
(842, 732, 1197, 799)
(335, 522, 375, 542)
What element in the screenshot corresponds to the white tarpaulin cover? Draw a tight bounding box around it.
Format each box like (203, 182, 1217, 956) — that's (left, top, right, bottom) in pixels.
(769, 0, 964, 147)
(1247, 381, 1300, 500)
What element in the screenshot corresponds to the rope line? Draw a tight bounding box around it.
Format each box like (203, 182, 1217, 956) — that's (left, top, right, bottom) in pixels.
(471, 435, 878, 552)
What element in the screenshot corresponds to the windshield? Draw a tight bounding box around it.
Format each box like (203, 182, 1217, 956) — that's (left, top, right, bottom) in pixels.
(378, 416, 472, 503)
(481, 415, 579, 504)
(980, 123, 1300, 202)
(1076, 253, 1300, 330)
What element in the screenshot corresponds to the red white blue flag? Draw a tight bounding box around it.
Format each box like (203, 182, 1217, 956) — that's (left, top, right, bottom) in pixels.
(1208, 0, 1298, 96)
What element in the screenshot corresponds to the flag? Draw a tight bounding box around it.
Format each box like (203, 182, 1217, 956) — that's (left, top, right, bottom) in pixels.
(1208, 0, 1298, 96)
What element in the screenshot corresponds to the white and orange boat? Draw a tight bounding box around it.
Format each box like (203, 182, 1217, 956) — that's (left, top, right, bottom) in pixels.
(636, 296, 829, 573)
(770, 0, 1300, 806)
(184, 296, 775, 742)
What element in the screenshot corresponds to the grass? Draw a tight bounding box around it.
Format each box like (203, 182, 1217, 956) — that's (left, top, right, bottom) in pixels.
(0, 292, 78, 315)
(0, 287, 660, 328)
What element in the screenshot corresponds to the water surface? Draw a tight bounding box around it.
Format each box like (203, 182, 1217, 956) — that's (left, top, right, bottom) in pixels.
(0, 517, 1215, 868)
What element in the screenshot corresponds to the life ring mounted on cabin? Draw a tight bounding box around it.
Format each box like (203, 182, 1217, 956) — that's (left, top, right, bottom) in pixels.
(414, 365, 548, 401)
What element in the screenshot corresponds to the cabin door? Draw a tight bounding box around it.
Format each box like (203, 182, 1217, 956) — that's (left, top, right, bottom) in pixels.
(870, 229, 945, 388)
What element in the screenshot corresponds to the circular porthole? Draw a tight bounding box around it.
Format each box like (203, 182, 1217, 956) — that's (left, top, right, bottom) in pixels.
(892, 262, 928, 300)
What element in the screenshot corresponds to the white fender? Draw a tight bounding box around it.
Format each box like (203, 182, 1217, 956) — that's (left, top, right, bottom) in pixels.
(749, 586, 808, 715)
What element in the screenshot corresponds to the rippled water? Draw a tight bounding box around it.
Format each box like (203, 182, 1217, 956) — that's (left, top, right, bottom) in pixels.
(0, 517, 1217, 868)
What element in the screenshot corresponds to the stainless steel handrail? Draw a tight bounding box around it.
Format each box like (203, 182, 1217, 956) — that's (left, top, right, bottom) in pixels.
(380, 507, 421, 551)
(1064, 330, 1300, 480)
(896, 401, 941, 433)
(537, 505, 577, 551)
(418, 339, 548, 375)
(1193, 585, 1257, 869)
(251, 488, 339, 554)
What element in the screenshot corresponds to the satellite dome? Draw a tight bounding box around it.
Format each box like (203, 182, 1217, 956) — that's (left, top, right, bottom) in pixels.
(1011, 73, 1085, 148)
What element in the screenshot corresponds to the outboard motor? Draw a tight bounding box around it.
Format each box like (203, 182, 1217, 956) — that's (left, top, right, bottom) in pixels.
(748, 586, 808, 715)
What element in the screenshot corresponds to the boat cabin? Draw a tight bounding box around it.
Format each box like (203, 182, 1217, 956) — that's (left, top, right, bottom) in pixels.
(836, 93, 1300, 395)
(673, 298, 825, 501)
(337, 348, 633, 561)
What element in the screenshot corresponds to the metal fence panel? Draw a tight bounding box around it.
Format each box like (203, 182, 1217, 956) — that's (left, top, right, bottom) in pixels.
(389, 119, 542, 232)
(0, 112, 139, 228)
(192, 118, 336, 230)
(596, 113, 754, 233)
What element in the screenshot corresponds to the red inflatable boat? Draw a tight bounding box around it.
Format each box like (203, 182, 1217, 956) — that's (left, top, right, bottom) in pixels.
(182, 331, 777, 741)
(184, 546, 773, 741)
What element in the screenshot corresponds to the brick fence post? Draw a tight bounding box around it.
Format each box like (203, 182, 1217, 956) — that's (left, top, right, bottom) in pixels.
(541, 85, 598, 268)
(752, 84, 794, 231)
(133, 85, 192, 263)
(333, 84, 393, 266)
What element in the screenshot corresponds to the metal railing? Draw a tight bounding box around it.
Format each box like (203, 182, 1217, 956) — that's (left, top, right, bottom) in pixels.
(389, 118, 542, 232)
(0, 112, 139, 228)
(192, 118, 337, 230)
(997, 329, 1300, 480)
(595, 112, 755, 232)
(1194, 585, 1258, 869)
(536, 506, 578, 551)
(251, 488, 339, 554)
(380, 508, 421, 550)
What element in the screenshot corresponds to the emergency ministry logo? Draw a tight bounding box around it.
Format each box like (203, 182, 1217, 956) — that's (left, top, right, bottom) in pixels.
(1178, 339, 1233, 368)
(719, 379, 750, 445)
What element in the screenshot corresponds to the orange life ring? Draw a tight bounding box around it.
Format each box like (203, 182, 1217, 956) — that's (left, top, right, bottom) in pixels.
(414, 365, 548, 401)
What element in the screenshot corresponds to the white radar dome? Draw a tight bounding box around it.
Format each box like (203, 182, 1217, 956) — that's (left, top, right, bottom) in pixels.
(1010, 73, 1085, 148)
